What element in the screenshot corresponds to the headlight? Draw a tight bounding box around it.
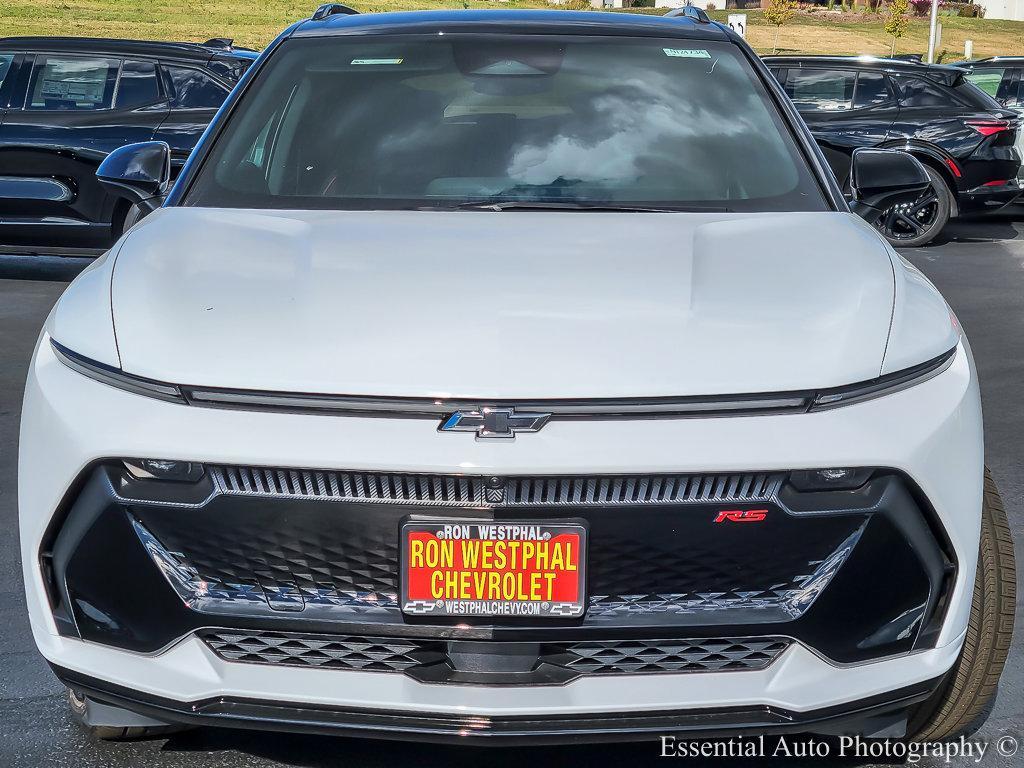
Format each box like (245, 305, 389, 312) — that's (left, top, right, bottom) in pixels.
(50, 339, 185, 404)
(50, 338, 957, 416)
(808, 346, 957, 411)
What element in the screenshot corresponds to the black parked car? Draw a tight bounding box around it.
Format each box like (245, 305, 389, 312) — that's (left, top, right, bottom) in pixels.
(954, 57, 1024, 108)
(956, 57, 1024, 190)
(0, 37, 257, 248)
(765, 56, 1022, 246)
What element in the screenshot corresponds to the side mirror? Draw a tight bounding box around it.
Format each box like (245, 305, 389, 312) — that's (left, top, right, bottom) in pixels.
(849, 148, 931, 224)
(97, 141, 171, 213)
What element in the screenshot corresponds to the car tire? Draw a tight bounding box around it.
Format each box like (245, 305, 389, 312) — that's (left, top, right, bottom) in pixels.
(111, 199, 146, 240)
(67, 689, 186, 740)
(877, 166, 952, 248)
(119, 201, 147, 234)
(908, 468, 1016, 741)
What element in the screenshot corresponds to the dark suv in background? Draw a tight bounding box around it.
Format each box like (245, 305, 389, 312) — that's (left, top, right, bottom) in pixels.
(957, 57, 1024, 190)
(0, 37, 257, 248)
(766, 56, 1021, 246)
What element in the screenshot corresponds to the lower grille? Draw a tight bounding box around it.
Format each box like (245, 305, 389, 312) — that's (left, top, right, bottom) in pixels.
(202, 630, 444, 672)
(201, 630, 790, 680)
(553, 637, 790, 674)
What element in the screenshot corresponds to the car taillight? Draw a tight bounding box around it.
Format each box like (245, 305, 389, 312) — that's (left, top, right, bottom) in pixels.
(965, 119, 1011, 137)
(983, 179, 1010, 187)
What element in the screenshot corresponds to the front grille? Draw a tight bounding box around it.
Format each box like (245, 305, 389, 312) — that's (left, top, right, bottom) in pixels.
(135, 512, 858, 621)
(201, 630, 790, 679)
(553, 637, 790, 674)
(202, 630, 444, 671)
(209, 466, 785, 508)
(132, 465, 863, 625)
(58, 465, 945, 664)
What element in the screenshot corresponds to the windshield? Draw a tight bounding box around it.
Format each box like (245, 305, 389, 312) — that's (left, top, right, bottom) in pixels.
(183, 34, 826, 212)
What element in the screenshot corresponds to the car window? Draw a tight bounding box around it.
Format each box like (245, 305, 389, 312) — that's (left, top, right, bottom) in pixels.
(853, 71, 892, 109)
(27, 55, 118, 111)
(965, 68, 1005, 99)
(185, 36, 828, 213)
(783, 69, 855, 112)
(895, 76, 955, 108)
(164, 65, 229, 109)
(0, 54, 14, 92)
(115, 59, 161, 109)
(208, 55, 254, 83)
(999, 69, 1021, 108)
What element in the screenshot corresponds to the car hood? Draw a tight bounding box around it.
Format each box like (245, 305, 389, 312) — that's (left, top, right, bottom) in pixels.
(110, 208, 896, 399)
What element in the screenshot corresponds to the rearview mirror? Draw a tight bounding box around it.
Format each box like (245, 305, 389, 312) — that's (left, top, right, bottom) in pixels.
(96, 141, 171, 213)
(849, 148, 931, 224)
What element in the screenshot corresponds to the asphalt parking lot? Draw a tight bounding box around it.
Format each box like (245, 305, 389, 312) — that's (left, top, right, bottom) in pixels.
(1, 217, 1022, 767)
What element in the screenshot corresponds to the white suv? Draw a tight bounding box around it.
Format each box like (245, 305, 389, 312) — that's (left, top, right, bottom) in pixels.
(19, 7, 1015, 744)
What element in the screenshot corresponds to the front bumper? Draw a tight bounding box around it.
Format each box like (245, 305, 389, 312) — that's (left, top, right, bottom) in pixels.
(54, 661, 943, 744)
(20, 336, 983, 735)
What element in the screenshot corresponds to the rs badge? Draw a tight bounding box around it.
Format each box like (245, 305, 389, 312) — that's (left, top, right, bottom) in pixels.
(714, 509, 768, 523)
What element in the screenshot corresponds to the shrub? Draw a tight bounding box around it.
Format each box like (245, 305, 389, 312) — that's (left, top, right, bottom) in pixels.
(885, 0, 910, 56)
(909, 0, 931, 15)
(763, 0, 797, 55)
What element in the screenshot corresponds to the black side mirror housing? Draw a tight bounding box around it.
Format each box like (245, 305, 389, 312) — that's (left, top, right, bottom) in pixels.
(96, 141, 171, 214)
(849, 148, 932, 224)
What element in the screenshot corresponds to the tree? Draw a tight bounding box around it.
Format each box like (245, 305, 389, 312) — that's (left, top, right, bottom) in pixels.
(763, 0, 796, 54)
(885, 0, 910, 56)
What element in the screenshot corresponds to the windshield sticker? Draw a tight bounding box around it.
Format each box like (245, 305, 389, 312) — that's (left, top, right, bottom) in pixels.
(351, 58, 404, 65)
(663, 48, 711, 59)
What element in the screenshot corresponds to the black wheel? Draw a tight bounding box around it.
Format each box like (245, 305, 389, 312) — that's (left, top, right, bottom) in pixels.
(67, 689, 186, 740)
(110, 199, 148, 240)
(908, 468, 1016, 741)
(875, 166, 952, 248)
(120, 201, 146, 233)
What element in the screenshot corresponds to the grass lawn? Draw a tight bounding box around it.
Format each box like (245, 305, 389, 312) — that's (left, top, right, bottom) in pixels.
(704, 9, 1024, 59)
(1, 1, 1022, 57)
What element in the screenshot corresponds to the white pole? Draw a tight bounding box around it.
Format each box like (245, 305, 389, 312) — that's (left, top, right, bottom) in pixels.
(927, 0, 939, 63)
(965, 39, 973, 60)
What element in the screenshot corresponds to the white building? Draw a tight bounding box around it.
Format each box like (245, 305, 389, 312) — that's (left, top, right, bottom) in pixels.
(976, 0, 1024, 20)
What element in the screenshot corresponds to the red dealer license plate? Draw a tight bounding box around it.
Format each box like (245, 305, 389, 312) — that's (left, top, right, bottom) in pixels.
(400, 520, 587, 618)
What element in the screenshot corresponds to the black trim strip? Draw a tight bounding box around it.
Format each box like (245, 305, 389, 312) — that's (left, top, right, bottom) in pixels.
(809, 347, 957, 410)
(52, 664, 940, 744)
(50, 341, 185, 404)
(50, 338, 956, 420)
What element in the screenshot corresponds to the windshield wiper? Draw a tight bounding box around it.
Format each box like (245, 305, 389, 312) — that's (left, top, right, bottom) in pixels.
(447, 201, 731, 213)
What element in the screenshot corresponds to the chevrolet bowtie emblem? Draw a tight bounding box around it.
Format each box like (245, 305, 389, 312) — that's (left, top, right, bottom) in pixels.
(439, 407, 551, 440)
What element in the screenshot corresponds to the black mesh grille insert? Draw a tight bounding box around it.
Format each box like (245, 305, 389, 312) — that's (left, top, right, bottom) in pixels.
(552, 637, 790, 674)
(201, 630, 790, 678)
(202, 630, 444, 671)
